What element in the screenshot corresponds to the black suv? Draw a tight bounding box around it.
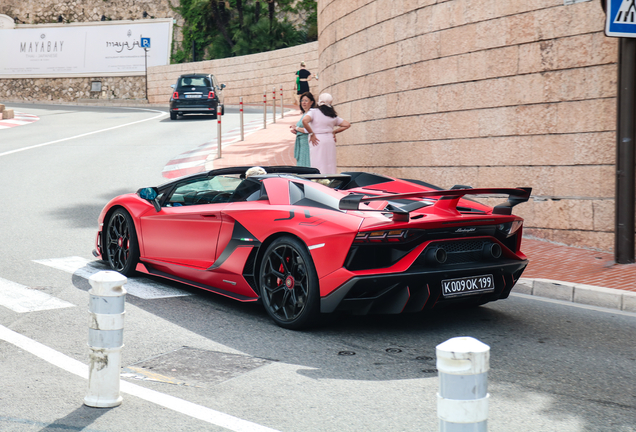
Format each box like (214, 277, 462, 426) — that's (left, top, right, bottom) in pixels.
(169, 74, 226, 120)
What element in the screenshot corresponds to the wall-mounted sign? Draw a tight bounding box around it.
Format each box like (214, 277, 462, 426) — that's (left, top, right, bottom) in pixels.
(0, 19, 172, 77)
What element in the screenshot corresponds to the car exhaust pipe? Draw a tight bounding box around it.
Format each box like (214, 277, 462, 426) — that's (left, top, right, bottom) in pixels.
(426, 247, 447, 265)
(483, 243, 502, 260)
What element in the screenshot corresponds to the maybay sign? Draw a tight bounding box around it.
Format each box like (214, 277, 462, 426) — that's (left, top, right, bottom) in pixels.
(0, 18, 172, 77)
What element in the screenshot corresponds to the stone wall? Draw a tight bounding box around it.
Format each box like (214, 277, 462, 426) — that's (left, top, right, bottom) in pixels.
(317, 0, 621, 252)
(147, 42, 319, 106)
(0, 0, 180, 26)
(0, 76, 146, 102)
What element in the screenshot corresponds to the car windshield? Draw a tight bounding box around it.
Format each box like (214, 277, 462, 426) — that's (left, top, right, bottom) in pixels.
(178, 76, 210, 87)
(165, 175, 243, 206)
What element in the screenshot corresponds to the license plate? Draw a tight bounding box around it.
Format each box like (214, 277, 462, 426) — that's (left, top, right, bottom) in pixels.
(441, 274, 495, 298)
(185, 94, 202, 98)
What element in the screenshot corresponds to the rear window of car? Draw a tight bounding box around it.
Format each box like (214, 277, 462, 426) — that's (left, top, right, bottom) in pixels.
(178, 77, 211, 87)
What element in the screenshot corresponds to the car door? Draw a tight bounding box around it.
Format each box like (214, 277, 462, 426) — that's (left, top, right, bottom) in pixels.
(139, 206, 223, 269)
(139, 175, 241, 269)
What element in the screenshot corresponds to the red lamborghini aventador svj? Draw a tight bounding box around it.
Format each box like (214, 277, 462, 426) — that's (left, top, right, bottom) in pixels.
(94, 166, 531, 329)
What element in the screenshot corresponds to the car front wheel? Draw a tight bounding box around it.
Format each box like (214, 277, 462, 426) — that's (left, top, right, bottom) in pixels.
(105, 208, 139, 276)
(259, 236, 319, 329)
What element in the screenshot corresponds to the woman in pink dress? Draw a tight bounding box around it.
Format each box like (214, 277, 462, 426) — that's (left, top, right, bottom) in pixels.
(302, 93, 351, 174)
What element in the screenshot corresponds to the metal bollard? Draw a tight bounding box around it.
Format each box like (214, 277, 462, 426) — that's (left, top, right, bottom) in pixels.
(280, 84, 284, 118)
(239, 96, 244, 141)
(263, 91, 267, 129)
(272, 86, 276, 123)
(84, 271, 127, 408)
(436, 337, 490, 431)
(217, 105, 222, 159)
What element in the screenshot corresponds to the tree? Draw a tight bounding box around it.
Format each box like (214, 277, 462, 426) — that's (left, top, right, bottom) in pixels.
(171, 0, 317, 63)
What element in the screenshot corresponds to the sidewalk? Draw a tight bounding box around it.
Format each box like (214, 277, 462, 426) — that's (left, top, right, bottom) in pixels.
(206, 108, 300, 170)
(205, 108, 636, 311)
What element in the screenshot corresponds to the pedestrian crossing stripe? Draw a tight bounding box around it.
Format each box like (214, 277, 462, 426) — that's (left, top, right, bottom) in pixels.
(0, 277, 74, 313)
(614, 0, 636, 24)
(33, 256, 192, 299)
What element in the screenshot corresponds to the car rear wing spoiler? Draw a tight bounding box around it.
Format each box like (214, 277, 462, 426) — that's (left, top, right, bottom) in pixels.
(339, 187, 532, 220)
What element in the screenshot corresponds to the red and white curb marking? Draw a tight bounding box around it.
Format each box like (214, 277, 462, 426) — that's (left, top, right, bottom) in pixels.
(0, 112, 40, 129)
(162, 117, 267, 179)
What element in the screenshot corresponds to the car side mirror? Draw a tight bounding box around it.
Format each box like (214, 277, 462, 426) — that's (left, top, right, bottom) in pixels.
(220, 83, 226, 89)
(138, 187, 161, 212)
(170, 84, 175, 89)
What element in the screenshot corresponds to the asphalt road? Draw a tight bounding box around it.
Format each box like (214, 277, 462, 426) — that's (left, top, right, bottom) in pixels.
(0, 104, 634, 432)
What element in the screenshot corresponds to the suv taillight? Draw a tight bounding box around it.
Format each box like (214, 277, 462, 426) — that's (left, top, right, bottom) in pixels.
(172, 91, 179, 99)
(208, 91, 215, 99)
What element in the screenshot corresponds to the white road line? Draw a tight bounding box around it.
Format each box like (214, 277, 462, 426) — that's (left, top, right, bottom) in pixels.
(34, 257, 191, 299)
(0, 325, 281, 432)
(0, 108, 167, 158)
(0, 277, 75, 313)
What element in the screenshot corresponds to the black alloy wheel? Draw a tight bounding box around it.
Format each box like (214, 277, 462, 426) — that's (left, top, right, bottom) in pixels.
(259, 236, 319, 329)
(105, 209, 140, 276)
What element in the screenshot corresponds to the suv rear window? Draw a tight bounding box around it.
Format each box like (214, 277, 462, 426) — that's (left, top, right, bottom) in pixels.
(178, 77, 210, 87)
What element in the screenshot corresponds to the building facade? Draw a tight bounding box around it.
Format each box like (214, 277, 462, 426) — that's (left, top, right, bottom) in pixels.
(317, 0, 624, 252)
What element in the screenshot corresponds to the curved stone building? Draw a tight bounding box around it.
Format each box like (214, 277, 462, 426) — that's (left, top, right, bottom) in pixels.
(317, 0, 621, 252)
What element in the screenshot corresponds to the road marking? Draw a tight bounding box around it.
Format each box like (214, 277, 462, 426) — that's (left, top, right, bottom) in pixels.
(0, 324, 281, 432)
(0, 277, 75, 313)
(0, 112, 40, 130)
(0, 108, 167, 158)
(33, 256, 192, 299)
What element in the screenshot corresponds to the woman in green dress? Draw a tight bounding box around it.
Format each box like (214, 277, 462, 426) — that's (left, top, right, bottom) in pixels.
(291, 92, 316, 167)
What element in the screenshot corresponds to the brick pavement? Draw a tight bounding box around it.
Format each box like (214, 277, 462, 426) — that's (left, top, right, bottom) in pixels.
(203, 108, 636, 296)
(522, 238, 636, 292)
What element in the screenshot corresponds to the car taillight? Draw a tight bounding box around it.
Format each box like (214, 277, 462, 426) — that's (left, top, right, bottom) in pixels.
(354, 229, 410, 243)
(497, 220, 523, 238)
(208, 91, 215, 99)
(172, 91, 179, 99)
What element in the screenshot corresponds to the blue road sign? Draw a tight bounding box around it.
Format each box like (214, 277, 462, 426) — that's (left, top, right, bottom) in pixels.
(606, 0, 636, 37)
(141, 37, 151, 48)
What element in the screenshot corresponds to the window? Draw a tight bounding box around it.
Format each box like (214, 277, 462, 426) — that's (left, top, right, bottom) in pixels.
(165, 175, 242, 206)
(178, 77, 210, 88)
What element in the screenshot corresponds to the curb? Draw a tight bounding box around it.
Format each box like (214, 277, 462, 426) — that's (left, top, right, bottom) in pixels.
(515, 278, 636, 312)
(1, 99, 297, 112)
(1, 99, 165, 108)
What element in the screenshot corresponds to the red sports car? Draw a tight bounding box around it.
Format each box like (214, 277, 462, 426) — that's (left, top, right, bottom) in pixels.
(94, 166, 531, 329)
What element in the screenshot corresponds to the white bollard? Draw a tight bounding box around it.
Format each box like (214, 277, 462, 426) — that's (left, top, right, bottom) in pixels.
(217, 105, 222, 159)
(239, 96, 244, 141)
(263, 90, 267, 129)
(84, 271, 127, 408)
(280, 84, 284, 118)
(272, 86, 276, 123)
(436, 337, 490, 432)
